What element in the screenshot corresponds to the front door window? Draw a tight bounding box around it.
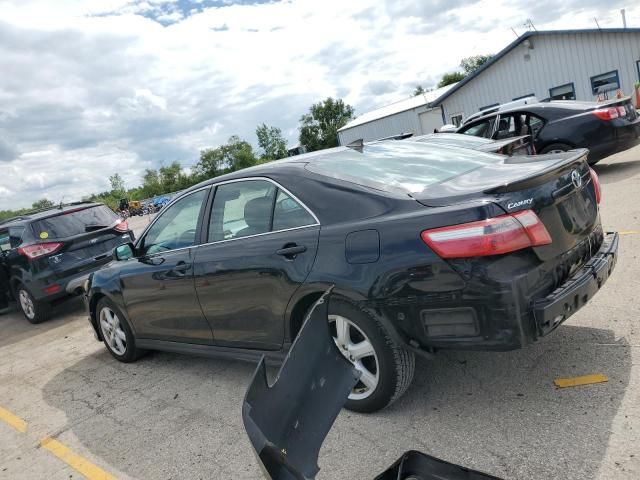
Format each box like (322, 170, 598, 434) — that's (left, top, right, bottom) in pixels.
(141, 189, 208, 255)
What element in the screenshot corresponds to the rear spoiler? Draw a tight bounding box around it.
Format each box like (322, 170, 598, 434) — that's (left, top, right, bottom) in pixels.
(485, 148, 589, 194)
(242, 288, 504, 479)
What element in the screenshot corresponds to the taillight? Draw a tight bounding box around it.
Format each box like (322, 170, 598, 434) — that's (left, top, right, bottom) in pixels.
(114, 219, 128, 232)
(589, 168, 602, 204)
(18, 242, 64, 260)
(421, 210, 552, 259)
(616, 106, 626, 117)
(592, 107, 619, 121)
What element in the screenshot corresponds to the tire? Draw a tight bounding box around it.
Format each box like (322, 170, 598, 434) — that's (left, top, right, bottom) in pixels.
(96, 297, 145, 363)
(325, 298, 415, 413)
(540, 143, 572, 154)
(17, 285, 51, 324)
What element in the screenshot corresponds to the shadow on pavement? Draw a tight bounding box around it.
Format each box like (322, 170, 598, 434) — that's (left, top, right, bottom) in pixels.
(0, 297, 85, 349)
(41, 323, 631, 480)
(593, 159, 640, 185)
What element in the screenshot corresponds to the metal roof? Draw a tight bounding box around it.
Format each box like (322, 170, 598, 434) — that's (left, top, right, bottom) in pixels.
(338, 83, 457, 132)
(433, 28, 640, 105)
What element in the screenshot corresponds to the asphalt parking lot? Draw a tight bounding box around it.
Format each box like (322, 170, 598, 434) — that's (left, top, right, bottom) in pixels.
(1, 149, 640, 480)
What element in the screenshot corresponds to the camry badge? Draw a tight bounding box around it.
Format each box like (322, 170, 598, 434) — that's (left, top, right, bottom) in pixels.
(571, 170, 582, 189)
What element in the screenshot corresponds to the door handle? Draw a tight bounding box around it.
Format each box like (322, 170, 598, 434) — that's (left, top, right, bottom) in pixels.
(276, 244, 307, 259)
(172, 261, 192, 276)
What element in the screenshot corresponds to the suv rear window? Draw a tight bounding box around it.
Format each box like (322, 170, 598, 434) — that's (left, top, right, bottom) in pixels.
(306, 142, 502, 194)
(30, 205, 118, 240)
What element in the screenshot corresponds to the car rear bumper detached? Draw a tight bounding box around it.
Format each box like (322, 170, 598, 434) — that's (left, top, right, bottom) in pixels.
(533, 231, 618, 336)
(377, 232, 618, 353)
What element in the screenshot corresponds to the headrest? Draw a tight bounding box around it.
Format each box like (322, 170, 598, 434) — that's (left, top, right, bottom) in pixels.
(244, 197, 272, 230)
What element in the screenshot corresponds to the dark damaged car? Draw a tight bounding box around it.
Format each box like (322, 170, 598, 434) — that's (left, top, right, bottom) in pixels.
(85, 141, 617, 413)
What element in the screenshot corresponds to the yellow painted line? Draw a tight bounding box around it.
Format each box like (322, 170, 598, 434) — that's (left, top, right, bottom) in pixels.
(554, 373, 609, 388)
(618, 230, 640, 235)
(0, 406, 27, 433)
(40, 437, 117, 480)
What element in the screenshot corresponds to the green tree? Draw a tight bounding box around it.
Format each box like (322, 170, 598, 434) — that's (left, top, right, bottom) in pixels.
(460, 54, 492, 75)
(256, 123, 288, 161)
(413, 85, 425, 96)
(109, 173, 125, 194)
(194, 136, 258, 179)
(437, 71, 465, 88)
(299, 97, 355, 152)
(31, 199, 55, 210)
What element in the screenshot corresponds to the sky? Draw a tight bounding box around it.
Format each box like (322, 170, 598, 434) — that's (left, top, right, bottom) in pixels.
(0, 0, 638, 209)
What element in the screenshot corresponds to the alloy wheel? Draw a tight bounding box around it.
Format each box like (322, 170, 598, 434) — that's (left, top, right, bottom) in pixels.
(18, 290, 35, 320)
(99, 307, 127, 356)
(329, 314, 380, 400)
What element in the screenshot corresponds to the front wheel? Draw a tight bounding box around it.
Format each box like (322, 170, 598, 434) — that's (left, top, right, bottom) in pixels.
(17, 286, 51, 324)
(327, 299, 415, 413)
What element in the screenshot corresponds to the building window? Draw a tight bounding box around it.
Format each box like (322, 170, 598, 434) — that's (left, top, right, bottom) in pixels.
(549, 83, 576, 100)
(450, 114, 463, 127)
(590, 70, 620, 95)
(512, 93, 535, 101)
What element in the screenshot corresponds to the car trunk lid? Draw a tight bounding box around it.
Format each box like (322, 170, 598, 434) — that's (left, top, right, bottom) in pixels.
(415, 149, 599, 261)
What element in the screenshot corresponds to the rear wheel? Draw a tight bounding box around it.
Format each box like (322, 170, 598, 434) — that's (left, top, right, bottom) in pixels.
(17, 286, 51, 324)
(540, 143, 572, 154)
(326, 299, 415, 413)
(97, 298, 145, 363)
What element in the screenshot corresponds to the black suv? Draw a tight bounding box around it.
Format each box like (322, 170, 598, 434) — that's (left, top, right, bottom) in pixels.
(0, 203, 134, 323)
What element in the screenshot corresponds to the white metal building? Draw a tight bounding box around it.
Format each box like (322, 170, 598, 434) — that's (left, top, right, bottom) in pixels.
(337, 84, 455, 145)
(339, 28, 640, 144)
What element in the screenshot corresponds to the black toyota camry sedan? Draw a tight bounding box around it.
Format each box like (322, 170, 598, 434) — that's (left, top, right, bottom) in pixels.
(85, 140, 617, 413)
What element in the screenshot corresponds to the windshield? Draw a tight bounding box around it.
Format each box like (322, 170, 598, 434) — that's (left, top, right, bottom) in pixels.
(30, 205, 118, 240)
(305, 141, 503, 195)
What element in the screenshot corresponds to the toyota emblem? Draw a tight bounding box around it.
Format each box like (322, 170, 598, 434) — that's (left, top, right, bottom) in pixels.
(571, 170, 582, 189)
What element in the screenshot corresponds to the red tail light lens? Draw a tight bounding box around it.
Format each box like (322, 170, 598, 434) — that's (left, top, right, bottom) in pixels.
(421, 210, 552, 259)
(589, 167, 602, 204)
(592, 107, 619, 121)
(43, 284, 61, 294)
(114, 219, 129, 232)
(616, 106, 626, 117)
(18, 242, 64, 260)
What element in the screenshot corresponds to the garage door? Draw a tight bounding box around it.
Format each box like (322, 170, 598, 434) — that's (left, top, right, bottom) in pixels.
(419, 109, 443, 134)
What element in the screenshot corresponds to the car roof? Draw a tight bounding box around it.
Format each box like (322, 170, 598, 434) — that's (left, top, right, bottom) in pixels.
(0, 202, 103, 227)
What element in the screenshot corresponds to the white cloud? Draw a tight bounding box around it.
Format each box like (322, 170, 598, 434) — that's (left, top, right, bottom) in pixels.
(0, 0, 638, 209)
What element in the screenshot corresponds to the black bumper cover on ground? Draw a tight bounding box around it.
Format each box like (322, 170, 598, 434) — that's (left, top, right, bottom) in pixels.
(533, 231, 618, 336)
(242, 288, 503, 479)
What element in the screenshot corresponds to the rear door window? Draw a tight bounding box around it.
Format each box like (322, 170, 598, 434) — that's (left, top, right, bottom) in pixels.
(272, 189, 316, 231)
(208, 180, 277, 242)
(30, 205, 118, 240)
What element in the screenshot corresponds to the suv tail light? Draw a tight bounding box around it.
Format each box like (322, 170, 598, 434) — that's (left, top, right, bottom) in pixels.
(589, 167, 602, 204)
(421, 210, 552, 259)
(18, 242, 64, 260)
(616, 106, 627, 117)
(114, 219, 129, 233)
(591, 107, 619, 121)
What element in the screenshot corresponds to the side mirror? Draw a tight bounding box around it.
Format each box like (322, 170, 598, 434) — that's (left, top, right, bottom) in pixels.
(114, 243, 135, 261)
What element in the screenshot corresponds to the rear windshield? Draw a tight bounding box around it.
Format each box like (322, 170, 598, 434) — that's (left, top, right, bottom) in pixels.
(305, 142, 502, 194)
(30, 205, 118, 240)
